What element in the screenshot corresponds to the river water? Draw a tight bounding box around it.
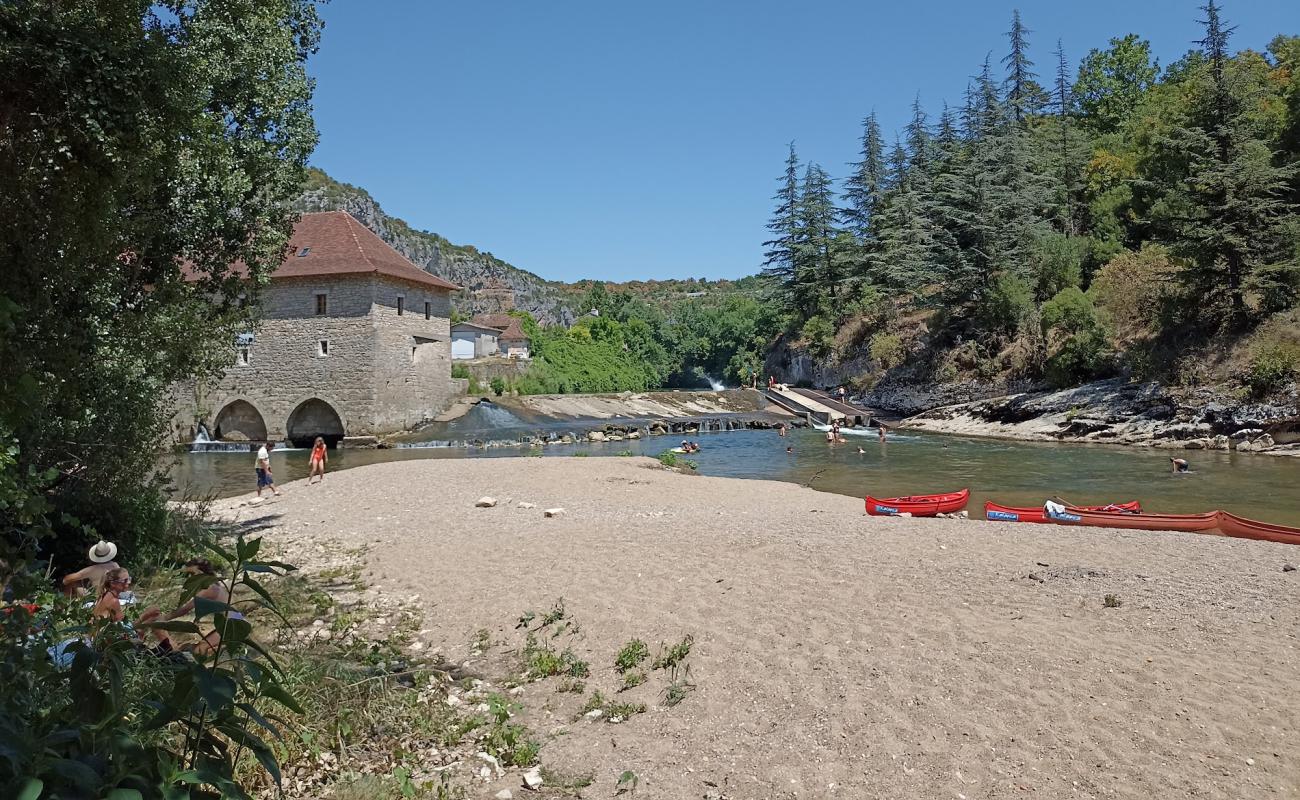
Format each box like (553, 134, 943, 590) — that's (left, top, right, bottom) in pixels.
(172, 409, 1300, 525)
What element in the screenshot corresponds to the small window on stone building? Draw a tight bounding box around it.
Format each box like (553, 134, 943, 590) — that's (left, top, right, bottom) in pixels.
(424, 301, 431, 320)
(237, 346, 250, 366)
(397, 296, 405, 316)
(315, 293, 327, 315)
(317, 339, 329, 357)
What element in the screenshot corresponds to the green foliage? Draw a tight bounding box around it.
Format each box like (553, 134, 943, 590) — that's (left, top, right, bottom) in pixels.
(868, 333, 905, 369)
(489, 376, 506, 396)
(656, 451, 696, 471)
(614, 639, 649, 673)
(754, 6, 1299, 389)
(651, 635, 694, 671)
(1031, 232, 1087, 302)
(450, 364, 470, 379)
(662, 663, 695, 708)
(1, 0, 322, 571)
(1041, 288, 1109, 387)
(1073, 35, 1161, 132)
(977, 275, 1034, 336)
(480, 694, 541, 767)
(1245, 343, 1300, 398)
(800, 314, 836, 360)
(0, 535, 299, 799)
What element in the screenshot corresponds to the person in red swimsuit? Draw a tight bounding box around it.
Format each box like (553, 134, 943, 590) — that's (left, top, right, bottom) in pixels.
(309, 436, 328, 484)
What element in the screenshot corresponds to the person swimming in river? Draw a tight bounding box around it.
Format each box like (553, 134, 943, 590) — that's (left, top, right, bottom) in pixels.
(1170, 457, 1190, 474)
(856, 446, 865, 454)
(877, 423, 887, 442)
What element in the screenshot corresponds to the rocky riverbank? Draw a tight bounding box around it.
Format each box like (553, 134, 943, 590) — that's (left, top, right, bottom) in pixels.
(900, 378, 1300, 456)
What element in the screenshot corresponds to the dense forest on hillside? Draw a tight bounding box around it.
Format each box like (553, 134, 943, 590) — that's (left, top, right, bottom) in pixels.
(760, 2, 1300, 397)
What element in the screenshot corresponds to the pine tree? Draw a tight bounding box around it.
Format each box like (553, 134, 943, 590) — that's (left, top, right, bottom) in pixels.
(761, 144, 801, 310)
(1002, 10, 1042, 122)
(842, 112, 886, 241)
(793, 162, 840, 313)
(1054, 40, 1079, 235)
(1163, 1, 1298, 326)
(874, 140, 941, 295)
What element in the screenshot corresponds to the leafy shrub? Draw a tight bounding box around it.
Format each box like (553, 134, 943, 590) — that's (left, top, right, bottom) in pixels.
(614, 639, 649, 673)
(800, 314, 836, 361)
(868, 333, 905, 369)
(1246, 343, 1300, 398)
(977, 274, 1033, 336)
(651, 635, 694, 670)
(1088, 244, 1179, 340)
(1031, 232, 1087, 302)
(1041, 288, 1110, 387)
(489, 376, 506, 396)
(451, 364, 470, 379)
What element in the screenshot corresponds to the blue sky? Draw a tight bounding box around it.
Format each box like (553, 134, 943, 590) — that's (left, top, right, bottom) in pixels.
(307, 1, 1298, 283)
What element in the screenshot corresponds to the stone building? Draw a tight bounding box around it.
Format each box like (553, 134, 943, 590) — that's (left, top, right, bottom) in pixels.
(450, 314, 532, 360)
(175, 211, 465, 447)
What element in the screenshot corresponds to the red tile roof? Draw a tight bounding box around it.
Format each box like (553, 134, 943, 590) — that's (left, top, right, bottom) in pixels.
(186, 211, 459, 291)
(470, 313, 529, 341)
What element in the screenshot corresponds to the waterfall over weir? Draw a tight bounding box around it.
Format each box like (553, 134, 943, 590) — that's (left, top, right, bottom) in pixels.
(189, 424, 255, 453)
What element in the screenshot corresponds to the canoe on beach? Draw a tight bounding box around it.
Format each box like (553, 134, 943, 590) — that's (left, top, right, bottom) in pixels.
(991, 504, 1221, 533)
(865, 488, 969, 517)
(1216, 511, 1300, 546)
(984, 500, 1143, 523)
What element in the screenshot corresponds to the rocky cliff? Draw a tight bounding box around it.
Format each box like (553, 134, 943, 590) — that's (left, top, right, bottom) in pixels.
(295, 169, 575, 326)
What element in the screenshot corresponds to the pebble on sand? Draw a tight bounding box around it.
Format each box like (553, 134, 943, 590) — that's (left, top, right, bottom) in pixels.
(476, 497, 498, 508)
(544, 508, 566, 518)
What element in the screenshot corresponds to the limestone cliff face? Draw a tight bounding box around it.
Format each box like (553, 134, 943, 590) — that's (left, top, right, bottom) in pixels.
(296, 169, 575, 326)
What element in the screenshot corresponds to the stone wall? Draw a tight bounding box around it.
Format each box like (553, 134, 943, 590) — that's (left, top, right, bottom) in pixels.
(370, 277, 460, 431)
(173, 274, 464, 444)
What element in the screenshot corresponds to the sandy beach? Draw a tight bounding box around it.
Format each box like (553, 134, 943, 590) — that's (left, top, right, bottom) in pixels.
(212, 458, 1300, 799)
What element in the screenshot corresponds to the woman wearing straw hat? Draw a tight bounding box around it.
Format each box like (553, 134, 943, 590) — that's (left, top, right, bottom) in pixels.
(61, 540, 120, 598)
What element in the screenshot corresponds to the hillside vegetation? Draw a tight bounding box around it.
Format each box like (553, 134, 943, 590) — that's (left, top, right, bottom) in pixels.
(759, 4, 1300, 403)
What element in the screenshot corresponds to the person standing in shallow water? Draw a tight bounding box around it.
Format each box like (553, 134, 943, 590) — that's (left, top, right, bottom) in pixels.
(309, 436, 328, 484)
(256, 441, 280, 497)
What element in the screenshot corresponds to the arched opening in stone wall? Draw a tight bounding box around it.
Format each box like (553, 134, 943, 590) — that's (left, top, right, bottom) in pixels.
(286, 398, 345, 448)
(213, 400, 268, 442)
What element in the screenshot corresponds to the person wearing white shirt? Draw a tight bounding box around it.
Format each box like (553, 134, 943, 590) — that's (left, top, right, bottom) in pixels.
(255, 441, 280, 497)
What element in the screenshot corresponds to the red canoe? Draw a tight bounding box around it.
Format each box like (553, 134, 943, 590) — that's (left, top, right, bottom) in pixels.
(1067, 509, 1221, 533)
(984, 500, 1143, 523)
(865, 488, 970, 517)
(1216, 511, 1300, 546)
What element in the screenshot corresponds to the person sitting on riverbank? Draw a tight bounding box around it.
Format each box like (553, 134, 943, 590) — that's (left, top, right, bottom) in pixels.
(309, 436, 328, 484)
(90, 568, 173, 652)
(256, 441, 281, 497)
(161, 558, 242, 658)
(1170, 457, 1190, 474)
(61, 540, 121, 598)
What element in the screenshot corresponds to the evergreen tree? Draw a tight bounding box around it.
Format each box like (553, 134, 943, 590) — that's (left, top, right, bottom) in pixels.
(793, 162, 840, 313)
(1053, 40, 1080, 235)
(875, 140, 942, 295)
(1162, 1, 1298, 326)
(761, 144, 801, 309)
(842, 111, 886, 241)
(1002, 10, 1043, 121)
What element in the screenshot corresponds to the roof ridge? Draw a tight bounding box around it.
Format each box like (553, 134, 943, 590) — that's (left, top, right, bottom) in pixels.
(341, 213, 380, 275)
